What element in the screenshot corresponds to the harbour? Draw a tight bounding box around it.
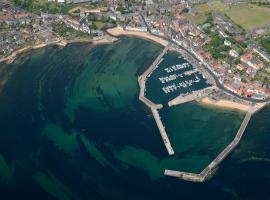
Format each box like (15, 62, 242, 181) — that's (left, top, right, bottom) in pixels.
(0, 37, 269, 199)
(145, 49, 211, 105)
(164, 102, 267, 182)
(138, 45, 174, 155)
(139, 44, 267, 182)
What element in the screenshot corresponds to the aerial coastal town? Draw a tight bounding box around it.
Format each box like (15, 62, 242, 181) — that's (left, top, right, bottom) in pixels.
(1, 0, 270, 102)
(1, 0, 270, 185)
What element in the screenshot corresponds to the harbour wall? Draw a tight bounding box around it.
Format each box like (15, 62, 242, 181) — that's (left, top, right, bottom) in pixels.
(138, 45, 175, 156)
(164, 103, 266, 182)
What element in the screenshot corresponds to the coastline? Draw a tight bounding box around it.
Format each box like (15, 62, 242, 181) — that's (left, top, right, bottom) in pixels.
(0, 42, 56, 65)
(198, 97, 251, 112)
(107, 27, 169, 47)
(0, 37, 113, 65)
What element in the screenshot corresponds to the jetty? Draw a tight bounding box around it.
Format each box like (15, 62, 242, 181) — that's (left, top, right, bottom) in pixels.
(138, 45, 174, 156)
(164, 102, 267, 182)
(168, 86, 217, 107)
(138, 44, 268, 181)
(151, 108, 174, 155)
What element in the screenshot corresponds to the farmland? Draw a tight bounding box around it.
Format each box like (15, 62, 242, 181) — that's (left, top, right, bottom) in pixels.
(185, 1, 270, 31)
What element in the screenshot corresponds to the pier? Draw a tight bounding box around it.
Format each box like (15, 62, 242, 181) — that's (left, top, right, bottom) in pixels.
(168, 86, 217, 107)
(138, 44, 266, 180)
(138, 45, 174, 156)
(164, 104, 262, 182)
(151, 108, 174, 155)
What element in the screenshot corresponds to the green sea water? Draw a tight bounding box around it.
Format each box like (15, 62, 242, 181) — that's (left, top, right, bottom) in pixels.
(160, 103, 245, 173)
(0, 36, 266, 200)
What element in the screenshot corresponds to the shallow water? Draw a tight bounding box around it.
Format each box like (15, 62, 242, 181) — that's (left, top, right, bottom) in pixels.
(159, 103, 245, 173)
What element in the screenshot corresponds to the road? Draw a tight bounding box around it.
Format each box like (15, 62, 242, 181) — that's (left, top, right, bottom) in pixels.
(139, 14, 270, 104)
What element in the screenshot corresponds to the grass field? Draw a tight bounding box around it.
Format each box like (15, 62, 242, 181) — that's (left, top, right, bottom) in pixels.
(94, 21, 115, 30)
(183, 3, 210, 25)
(15, 0, 74, 15)
(185, 1, 270, 31)
(257, 34, 270, 53)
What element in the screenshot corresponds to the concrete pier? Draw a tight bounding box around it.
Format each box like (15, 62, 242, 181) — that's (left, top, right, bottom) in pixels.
(164, 170, 204, 182)
(140, 46, 169, 79)
(151, 108, 174, 155)
(138, 44, 265, 177)
(164, 109, 254, 182)
(138, 45, 175, 156)
(168, 86, 217, 107)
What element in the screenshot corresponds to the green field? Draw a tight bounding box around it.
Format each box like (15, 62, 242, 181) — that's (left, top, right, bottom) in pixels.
(14, 0, 74, 15)
(183, 3, 210, 25)
(185, 1, 270, 31)
(257, 34, 270, 53)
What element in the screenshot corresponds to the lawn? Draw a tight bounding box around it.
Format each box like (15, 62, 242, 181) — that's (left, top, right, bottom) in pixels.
(185, 1, 270, 31)
(223, 4, 270, 31)
(257, 34, 270, 53)
(14, 0, 75, 15)
(183, 3, 210, 25)
(94, 21, 115, 30)
(207, 0, 228, 12)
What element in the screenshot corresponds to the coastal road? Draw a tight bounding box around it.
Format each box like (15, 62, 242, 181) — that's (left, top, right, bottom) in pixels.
(138, 14, 270, 103)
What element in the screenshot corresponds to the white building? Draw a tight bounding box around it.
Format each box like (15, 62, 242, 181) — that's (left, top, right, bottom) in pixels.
(229, 49, 239, 58)
(224, 39, 231, 46)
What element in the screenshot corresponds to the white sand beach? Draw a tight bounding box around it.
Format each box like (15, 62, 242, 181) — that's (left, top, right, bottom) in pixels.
(199, 97, 251, 112)
(107, 27, 169, 47)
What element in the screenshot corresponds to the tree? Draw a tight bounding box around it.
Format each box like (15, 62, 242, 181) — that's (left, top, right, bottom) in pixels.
(89, 23, 97, 30)
(0, 21, 9, 29)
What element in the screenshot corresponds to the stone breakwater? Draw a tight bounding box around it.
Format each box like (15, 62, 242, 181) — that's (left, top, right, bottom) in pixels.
(138, 45, 174, 156)
(164, 102, 267, 182)
(137, 39, 268, 182)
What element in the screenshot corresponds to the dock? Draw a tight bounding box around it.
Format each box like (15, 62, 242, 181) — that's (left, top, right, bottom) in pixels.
(138, 45, 175, 156)
(138, 44, 266, 180)
(164, 170, 204, 182)
(168, 86, 217, 107)
(151, 108, 174, 155)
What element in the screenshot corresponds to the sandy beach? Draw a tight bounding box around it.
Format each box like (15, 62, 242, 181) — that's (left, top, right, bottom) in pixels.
(0, 42, 61, 64)
(107, 27, 169, 47)
(93, 37, 113, 45)
(0, 36, 114, 65)
(199, 97, 251, 112)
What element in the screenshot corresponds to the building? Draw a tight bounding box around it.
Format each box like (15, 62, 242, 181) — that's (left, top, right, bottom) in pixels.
(253, 47, 270, 63)
(229, 49, 239, 58)
(224, 40, 231, 46)
(240, 53, 264, 70)
(236, 64, 244, 71)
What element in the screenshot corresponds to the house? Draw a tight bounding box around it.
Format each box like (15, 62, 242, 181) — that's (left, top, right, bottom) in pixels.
(253, 47, 270, 63)
(218, 30, 229, 38)
(229, 49, 239, 58)
(224, 40, 231, 46)
(245, 67, 253, 75)
(224, 81, 239, 93)
(236, 64, 245, 71)
(240, 53, 264, 70)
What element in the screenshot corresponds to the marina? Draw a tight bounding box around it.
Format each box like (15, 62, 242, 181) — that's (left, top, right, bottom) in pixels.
(164, 62, 191, 73)
(139, 44, 265, 182)
(145, 51, 210, 105)
(0, 35, 270, 199)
